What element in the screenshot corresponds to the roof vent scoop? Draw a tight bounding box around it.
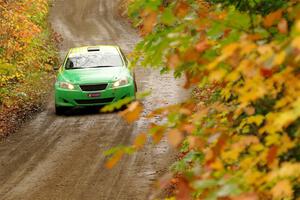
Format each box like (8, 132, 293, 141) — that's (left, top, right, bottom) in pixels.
(87, 47, 100, 52)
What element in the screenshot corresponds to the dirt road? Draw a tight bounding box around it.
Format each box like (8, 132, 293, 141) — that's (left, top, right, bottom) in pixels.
(0, 1, 186, 199)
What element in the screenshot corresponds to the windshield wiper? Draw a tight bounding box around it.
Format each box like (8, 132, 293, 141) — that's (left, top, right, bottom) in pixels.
(66, 67, 83, 70)
(66, 66, 118, 70)
(87, 66, 116, 68)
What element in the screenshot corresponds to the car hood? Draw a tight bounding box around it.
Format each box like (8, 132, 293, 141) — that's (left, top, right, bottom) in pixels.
(58, 67, 129, 84)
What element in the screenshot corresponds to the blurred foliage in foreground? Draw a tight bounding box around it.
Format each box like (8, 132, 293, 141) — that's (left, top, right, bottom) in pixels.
(0, 0, 59, 136)
(108, 0, 300, 199)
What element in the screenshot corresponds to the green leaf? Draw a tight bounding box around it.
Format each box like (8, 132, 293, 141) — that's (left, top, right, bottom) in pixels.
(161, 7, 176, 26)
(193, 179, 218, 190)
(226, 7, 251, 31)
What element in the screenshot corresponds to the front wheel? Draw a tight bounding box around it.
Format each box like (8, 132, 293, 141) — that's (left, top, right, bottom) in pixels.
(55, 106, 68, 115)
(133, 72, 137, 93)
(134, 80, 137, 92)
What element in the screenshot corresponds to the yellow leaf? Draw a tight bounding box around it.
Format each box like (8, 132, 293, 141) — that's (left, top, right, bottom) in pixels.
(226, 71, 240, 82)
(265, 133, 281, 146)
(273, 51, 286, 66)
(210, 158, 223, 170)
(295, 20, 300, 32)
(221, 148, 241, 163)
(239, 42, 257, 56)
(271, 180, 293, 199)
(277, 163, 300, 178)
(278, 134, 295, 154)
(208, 69, 227, 82)
(222, 43, 239, 57)
(291, 36, 300, 49)
(247, 115, 265, 126)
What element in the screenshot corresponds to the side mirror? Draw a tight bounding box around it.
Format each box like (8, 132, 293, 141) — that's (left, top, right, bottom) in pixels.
(53, 65, 61, 71)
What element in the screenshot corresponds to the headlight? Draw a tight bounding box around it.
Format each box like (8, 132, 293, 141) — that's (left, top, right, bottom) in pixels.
(59, 82, 75, 90)
(112, 78, 129, 88)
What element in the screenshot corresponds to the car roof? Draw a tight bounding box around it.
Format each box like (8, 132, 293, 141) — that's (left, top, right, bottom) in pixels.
(69, 45, 120, 57)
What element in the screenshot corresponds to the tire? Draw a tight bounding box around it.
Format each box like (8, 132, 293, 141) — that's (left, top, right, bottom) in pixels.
(55, 106, 68, 115)
(134, 80, 137, 92)
(133, 72, 137, 93)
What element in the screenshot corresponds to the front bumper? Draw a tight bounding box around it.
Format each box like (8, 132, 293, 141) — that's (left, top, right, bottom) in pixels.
(55, 84, 135, 107)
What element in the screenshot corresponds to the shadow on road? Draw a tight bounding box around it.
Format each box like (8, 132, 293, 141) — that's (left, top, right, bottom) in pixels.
(60, 106, 123, 116)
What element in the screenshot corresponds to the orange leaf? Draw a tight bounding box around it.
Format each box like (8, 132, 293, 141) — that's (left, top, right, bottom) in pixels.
(133, 133, 147, 150)
(183, 48, 199, 62)
(187, 136, 205, 150)
(176, 177, 192, 200)
(151, 124, 166, 144)
(184, 72, 201, 89)
(263, 9, 283, 27)
(260, 67, 273, 78)
(119, 101, 143, 123)
(105, 151, 123, 169)
(174, 1, 189, 18)
(167, 129, 183, 147)
(167, 53, 181, 69)
(181, 123, 196, 134)
(244, 106, 255, 115)
(278, 18, 288, 34)
(267, 145, 278, 167)
(195, 40, 210, 53)
(206, 133, 228, 165)
(231, 193, 259, 200)
(247, 34, 263, 41)
(140, 9, 157, 36)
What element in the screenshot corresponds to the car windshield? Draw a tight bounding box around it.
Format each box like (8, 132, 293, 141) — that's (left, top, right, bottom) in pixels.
(65, 50, 123, 69)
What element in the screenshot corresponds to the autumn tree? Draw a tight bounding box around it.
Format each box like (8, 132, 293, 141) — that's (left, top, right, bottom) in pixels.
(107, 0, 300, 199)
(0, 0, 58, 136)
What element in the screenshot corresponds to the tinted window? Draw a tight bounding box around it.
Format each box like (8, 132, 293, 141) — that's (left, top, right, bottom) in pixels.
(120, 49, 128, 66)
(65, 51, 123, 69)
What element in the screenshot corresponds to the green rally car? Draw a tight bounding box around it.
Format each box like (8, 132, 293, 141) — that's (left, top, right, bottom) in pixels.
(54, 45, 136, 115)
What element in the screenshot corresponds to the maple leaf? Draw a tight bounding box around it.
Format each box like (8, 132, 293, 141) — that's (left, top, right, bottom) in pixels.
(175, 177, 192, 200)
(273, 50, 286, 66)
(267, 146, 278, 168)
(167, 53, 181, 69)
(231, 193, 259, 200)
(150, 124, 166, 144)
(140, 9, 157, 36)
(133, 133, 147, 150)
(119, 101, 143, 123)
(278, 18, 288, 34)
(271, 180, 293, 199)
(174, 1, 189, 18)
(167, 129, 183, 147)
(105, 151, 123, 169)
(187, 136, 206, 150)
(195, 40, 211, 53)
(263, 9, 283, 27)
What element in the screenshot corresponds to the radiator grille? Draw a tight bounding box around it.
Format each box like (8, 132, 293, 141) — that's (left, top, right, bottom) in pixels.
(79, 84, 108, 91)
